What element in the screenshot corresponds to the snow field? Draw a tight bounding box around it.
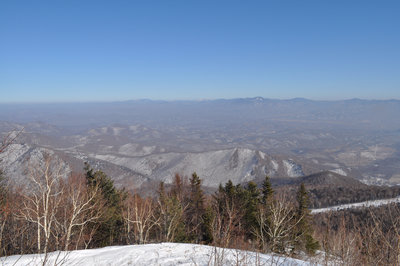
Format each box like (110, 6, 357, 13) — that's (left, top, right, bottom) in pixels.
(2, 242, 315, 266)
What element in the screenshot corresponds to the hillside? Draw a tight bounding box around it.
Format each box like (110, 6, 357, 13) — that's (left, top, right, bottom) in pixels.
(297, 171, 365, 187)
(0, 143, 306, 189)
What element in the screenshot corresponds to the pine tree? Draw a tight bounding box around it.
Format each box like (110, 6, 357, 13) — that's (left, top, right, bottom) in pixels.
(224, 180, 235, 202)
(171, 173, 184, 202)
(212, 180, 244, 246)
(261, 175, 274, 204)
(202, 206, 214, 244)
(186, 172, 206, 243)
(294, 183, 319, 254)
(84, 163, 125, 247)
(256, 175, 275, 251)
(243, 181, 260, 240)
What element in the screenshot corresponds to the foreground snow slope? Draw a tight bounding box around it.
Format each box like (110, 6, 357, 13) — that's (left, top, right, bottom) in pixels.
(2, 242, 315, 266)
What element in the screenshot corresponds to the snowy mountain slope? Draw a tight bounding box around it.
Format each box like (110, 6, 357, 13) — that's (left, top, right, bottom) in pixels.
(2, 98, 400, 186)
(91, 148, 304, 187)
(1, 243, 316, 266)
(0, 144, 71, 185)
(0, 142, 306, 189)
(0, 144, 148, 189)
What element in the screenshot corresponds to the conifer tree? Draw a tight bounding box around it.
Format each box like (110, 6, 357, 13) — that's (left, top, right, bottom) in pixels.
(261, 175, 274, 204)
(224, 180, 235, 203)
(255, 175, 275, 251)
(186, 172, 206, 243)
(84, 162, 125, 247)
(171, 174, 184, 202)
(202, 206, 214, 244)
(243, 181, 260, 240)
(212, 180, 244, 246)
(294, 183, 319, 254)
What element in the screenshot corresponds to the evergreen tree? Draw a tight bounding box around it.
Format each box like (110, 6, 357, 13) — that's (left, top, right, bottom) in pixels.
(171, 173, 184, 202)
(261, 175, 274, 204)
(212, 180, 244, 245)
(186, 172, 206, 243)
(84, 162, 125, 247)
(224, 180, 235, 203)
(294, 183, 319, 254)
(202, 206, 214, 244)
(243, 181, 260, 240)
(256, 176, 275, 250)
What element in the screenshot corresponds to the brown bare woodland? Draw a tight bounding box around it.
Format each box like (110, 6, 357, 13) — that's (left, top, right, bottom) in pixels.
(123, 193, 159, 244)
(314, 203, 400, 265)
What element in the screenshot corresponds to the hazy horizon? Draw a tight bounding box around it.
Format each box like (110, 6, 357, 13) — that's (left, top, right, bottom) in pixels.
(1, 96, 400, 105)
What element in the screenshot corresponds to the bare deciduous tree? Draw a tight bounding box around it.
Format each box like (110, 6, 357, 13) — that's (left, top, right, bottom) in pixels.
(18, 154, 65, 254)
(58, 173, 103, 250)
(123, 193, 159, 244)
(253, 192, 303, 254)
(211, 195, 243, 248)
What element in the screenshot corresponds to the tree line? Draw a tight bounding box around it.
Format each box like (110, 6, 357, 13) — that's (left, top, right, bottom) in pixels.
(2, 152, 400, 265)
(0, 154, 319, 257)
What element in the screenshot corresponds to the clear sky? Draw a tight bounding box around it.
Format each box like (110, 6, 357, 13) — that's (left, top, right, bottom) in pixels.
(1, 0, 399, 102)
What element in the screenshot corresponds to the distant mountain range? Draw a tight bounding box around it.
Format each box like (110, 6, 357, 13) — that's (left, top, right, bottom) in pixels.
(1, 98, 399, 189)
(1, 97, 400, 130)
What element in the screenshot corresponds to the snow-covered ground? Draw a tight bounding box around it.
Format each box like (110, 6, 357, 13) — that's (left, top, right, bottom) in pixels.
(311, 196, 400, 214)
(2, 242, 316, 266)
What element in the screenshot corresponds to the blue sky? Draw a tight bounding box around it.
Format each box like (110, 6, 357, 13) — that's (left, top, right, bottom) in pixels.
(1, 0, 399, 102)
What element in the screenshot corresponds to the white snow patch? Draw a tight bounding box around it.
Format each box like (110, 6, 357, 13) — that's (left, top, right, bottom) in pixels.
(311, 196, 400, 214)
(271, 160, 279, 171)
(360, 151, 376, 160)
(118, 143, 156, 156)
(329, 168, 347, 176)
(2, 243, 316, 266)
(323, 162, 340, 168)
(112, 127, 124, 136)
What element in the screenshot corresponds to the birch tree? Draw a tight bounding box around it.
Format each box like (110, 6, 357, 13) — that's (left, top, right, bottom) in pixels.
(58, 173, 103, 250)
(18, 154, 65, 254)
(123, 193, 158, 244)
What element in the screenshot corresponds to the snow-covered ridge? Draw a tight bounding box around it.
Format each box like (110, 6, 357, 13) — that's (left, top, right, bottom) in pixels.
(90, 147, 305, 187)
(2, 243, 316, 266)
(311, 196, 400, 214)
(329, 168, 347, 176)
(283, 159, 304, 177)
